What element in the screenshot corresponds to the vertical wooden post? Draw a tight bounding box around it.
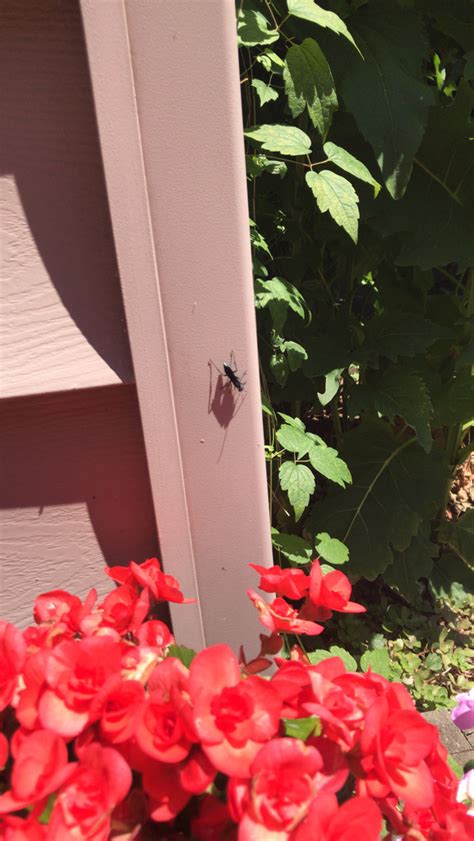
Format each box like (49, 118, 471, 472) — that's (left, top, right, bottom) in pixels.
(81, 0, 273, 652)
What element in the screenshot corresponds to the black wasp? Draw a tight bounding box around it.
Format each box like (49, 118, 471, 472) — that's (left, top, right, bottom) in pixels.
(222, 351, 246, 392)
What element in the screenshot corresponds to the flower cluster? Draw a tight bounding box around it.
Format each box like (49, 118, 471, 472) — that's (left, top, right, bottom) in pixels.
(0, 557, 472, 840)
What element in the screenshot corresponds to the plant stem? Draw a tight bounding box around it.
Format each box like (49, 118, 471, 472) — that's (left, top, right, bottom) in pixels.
(414, 157, 463, 206)
(330, 395, 343, 446)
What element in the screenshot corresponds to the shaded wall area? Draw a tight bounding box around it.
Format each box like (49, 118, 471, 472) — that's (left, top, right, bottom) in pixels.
(0, 1, 160, 625)
(0, 0, 133, 398)
(0, 386, 161, 627)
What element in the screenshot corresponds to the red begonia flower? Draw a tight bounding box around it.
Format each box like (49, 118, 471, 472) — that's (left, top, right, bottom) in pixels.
(0, 730, 76, 814)
(249, 564, 309, 600)
(0, 814, 48, 840)
(38, 636, 124, 738)
(105, 558, 195, 604)
(97, 677, 145, 745)
(136, 658, 195, 763)
(356, 699, 436, 808)
(0, 620, 26, 711)
(130, 558, 195, 604)
(233, 737, 324, 839)
(191, 794, 234, 841)
(293, 793, 382, 841)
(135, 619, 173, 652)
(98, 585, 150, 635)
(33, 590, 83, 628)
(431, 803, 474, 841)
(189, 644, 281, 777)
(0, 733, 8, 770)
(142, 747, 215, 823)
(48, 743, 132, 841)
(308, 560, 366, 615)
(247, 590, 324, 636)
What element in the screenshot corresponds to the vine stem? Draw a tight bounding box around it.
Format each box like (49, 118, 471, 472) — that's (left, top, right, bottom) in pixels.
(414, 157, 463, 206)
(343, 437, 415, 544)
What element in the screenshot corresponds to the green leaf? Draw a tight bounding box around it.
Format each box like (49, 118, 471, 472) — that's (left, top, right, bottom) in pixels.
(272, 532, 312, 565)
(278, 413, 305, 430)
(38, 794, 56, 824)
(308, 419, 450, 578)
(257, 48, 285, 74)
(276, 424, 312, 457)
(315, 532, 349, 565)
(370, 83, 474, 269)
(351, 368, 434, 452)
(251, 79, 279, 106)
(308, 647, 357, 670)
(279, 461, 315, 521)
(439, 510, 474, 570)
(237, 3, 279, 46)
(360, 648, 390, 679)
(456, 332, 474, 371)
(283, 39, 337, 139)
(167, 645, 197, 668)
(281, 340, 308, 371)
(430, 550, 474, 604)
(255, 277, 308, 324)
(306, 170, 359, 243)
(247, 155, 288, 178)
(424, 652, 442, 672)
(448, 755, 464, 780)
(282, 716, 321, 739)
(250, 224, 272, 256)
(333, 4, 434, 198)
(365, 311, 441, 361)
(323, 142, 381, 197)
(465, 49, 474, 82)
(307, 649, 334, 665)
(308, 440, 352, 487)
(433, 371, 474, 427)
(328, 646, 357, 671)
(317, 367, 344, 406)
(287, 0, 359, 52)
(384, 526, 439, 599)
(245, 124, 312, 156)
(262, 393, 276, 418)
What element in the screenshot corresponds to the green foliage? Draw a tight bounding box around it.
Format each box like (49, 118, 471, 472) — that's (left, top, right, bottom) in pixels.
(308, 645, 357, 671)
(272, 530, 312, 564)
(308, 420, 449, 579)
(279, 460, 315, 521)
(272, 417, 351, 522)
(237, 3, 279, 46)
(245, 124, 312, 155)
(439, 510, 474, 569)
(239, 0, 473, 708)
(323, 142, 381, 197)
(316, 583, 474, 710)
(305, 170, 359, 242)
(287, 0, 359, 51)
(360, 648, 390, 679)
(350, 368, 434, 452)
(167, 645, 197, 669)
(314, 532, 348, 565)
(325, 3, 434, 199)
(284, 39, 337, 139)
(282, 715, 321, 739)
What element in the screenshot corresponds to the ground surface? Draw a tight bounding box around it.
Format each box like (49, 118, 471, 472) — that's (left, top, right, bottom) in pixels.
(424, 709, 474, 768)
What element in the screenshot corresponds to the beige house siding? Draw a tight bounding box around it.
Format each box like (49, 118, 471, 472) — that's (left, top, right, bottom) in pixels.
(1, 0, 273, 652)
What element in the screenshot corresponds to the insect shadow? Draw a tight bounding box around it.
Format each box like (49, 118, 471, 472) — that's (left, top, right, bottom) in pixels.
(208, 352, 247, 461)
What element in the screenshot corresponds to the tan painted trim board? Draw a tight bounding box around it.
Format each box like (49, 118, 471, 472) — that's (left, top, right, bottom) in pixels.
(81, 0, 272, 652)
